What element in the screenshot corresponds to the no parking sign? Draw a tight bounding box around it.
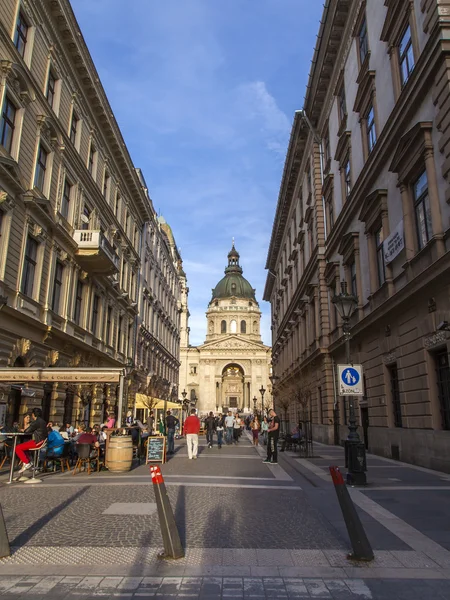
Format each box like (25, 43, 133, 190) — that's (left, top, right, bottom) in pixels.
(338, 365, 364, 396)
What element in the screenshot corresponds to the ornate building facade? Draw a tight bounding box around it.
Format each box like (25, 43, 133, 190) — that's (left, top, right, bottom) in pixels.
(264, 0, 450, 471)
(0, 0, 182, 427)
(180, 246, 272, 415)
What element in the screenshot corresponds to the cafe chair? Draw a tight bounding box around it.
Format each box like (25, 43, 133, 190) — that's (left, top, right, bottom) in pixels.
(23, 440, 47, 484)
(43, 442, 71, 473)
(0, 441, 13, 470)
(73, 443, 99, 475)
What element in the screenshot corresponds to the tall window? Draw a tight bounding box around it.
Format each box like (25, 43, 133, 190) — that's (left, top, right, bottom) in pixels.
(350, 261, 357, 298)
(413, 170, 432, 250)
(52, 261, 63, 312)
(240, 320, 246, 334)
(230, 319, 237, 333)
(81, 205, 91, 230)
(388, 364, 402, 428)
(73, 279, 83, 325)
(21, 236, 38, 296)
(0, 97, 16, 154)
(91, 294, 100, 336)
(221, 320, 227, 334)
(103, 172, 110, 198)
(399, 25, 415, 87)
(61, 179, 71, 219)
(366, 104, 376, 153)
(375, 226, 385, 286)
(88, 143, 95, 174)
(118, 315, 123, 352)
(435, 349, 450, 430)
(105, 306, 112, 345)
(46, 69, 56, 108)
(324, 128, 331, 168)
(338, 85, 347, 123)
(344, 157, 351, 198)
(70, 111, 78, 144)
(34, 145, 48, 192)
(358, 17, 369, 65)
(13, 12, 28, 58)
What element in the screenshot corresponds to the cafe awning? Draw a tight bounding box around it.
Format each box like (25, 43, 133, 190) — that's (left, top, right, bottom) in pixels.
(135, 394, 181, 410)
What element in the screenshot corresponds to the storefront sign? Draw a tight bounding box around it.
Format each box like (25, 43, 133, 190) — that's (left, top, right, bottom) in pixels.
(383, 221, 404, 265)
(0, 368, 122, 383)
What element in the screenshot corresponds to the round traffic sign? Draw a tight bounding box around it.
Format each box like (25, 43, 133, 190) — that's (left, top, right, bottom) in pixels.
(341, 367, 360, 387)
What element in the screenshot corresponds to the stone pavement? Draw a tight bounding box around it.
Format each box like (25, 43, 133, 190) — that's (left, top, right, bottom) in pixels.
(0, 433, 450, 598)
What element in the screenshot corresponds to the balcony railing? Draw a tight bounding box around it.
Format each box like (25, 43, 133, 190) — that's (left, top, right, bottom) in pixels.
(73, 230, 119, 274)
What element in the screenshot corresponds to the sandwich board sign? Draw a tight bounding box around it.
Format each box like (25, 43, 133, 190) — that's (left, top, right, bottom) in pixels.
(338, 365, 364, 396)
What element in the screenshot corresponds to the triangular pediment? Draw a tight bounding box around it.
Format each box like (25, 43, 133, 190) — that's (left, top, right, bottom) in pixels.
(199, 335, 269, 352)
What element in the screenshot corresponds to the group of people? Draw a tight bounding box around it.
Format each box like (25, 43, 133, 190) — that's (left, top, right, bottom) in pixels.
(180, 407, 280, 464)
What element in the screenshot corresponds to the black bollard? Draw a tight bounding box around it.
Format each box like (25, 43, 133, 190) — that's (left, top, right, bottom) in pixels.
(329, 466, 374, 561)
(150, 465, 184, 559)
(0, 502, 10, 559)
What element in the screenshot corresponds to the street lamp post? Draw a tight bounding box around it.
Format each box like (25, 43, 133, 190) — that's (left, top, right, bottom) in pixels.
(259, 386, 266, 417)
(253, 396, 257, 416)
(269, 374, 278, 414)
(332, 281, 367, 485)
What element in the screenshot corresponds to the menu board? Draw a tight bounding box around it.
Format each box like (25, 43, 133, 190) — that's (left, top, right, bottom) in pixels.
(146, 436, 166, 464)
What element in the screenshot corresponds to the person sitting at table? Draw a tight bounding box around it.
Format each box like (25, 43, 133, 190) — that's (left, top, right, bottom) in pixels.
(77, 426, 100, 458)
(40, 424, 65, 465)
(15, 408, 48, 474)
(106, 413, 116, 429)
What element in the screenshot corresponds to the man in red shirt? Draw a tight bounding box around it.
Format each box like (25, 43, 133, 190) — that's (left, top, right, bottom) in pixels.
(183, 408, 201, 459)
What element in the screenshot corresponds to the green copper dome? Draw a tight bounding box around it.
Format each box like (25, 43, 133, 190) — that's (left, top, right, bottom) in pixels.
(211, 244, 256, 302)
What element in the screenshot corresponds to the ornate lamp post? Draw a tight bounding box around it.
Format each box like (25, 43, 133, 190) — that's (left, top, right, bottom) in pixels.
(180, 388, 188, 428)
(253, 395, 257, 416)
(332, 281, 367, 485)
(269, 374, 278, 414)
(259, 386, 265, 416)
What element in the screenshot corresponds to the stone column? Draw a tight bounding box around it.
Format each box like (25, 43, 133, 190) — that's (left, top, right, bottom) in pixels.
(423, 136, 445, 257)
(366, 233, 378, 295)
(381, 209, 395, 296)
(399, 183, 415, 261)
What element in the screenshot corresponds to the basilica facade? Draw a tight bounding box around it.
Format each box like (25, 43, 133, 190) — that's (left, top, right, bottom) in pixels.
(179, 246, 272, 415)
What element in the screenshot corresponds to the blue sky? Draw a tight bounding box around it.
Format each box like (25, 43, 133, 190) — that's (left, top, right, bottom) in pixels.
(71, 0, 324, 346)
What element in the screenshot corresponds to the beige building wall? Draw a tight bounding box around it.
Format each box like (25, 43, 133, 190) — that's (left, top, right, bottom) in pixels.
(0, 0, 181, 427)
(265, 0, 450, 472)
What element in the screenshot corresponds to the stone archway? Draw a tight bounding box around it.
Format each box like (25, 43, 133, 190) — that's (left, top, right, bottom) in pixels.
(221, 364, 245, 412)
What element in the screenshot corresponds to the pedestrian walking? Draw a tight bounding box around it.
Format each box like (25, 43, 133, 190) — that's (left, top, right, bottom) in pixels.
(263, 408, 280, 464)
(260, 416, 269, 446)
(251, 415, 260, 446)
(204, 411, 216, 448)
(216, 413, 224, 449)
(233, 412, 242, 444)
(165, 410, 180, 455)
(183, 408, 201, 459)
(225, 411, 234, 444)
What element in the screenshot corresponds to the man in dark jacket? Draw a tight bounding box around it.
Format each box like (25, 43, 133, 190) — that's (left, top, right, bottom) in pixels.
(16, 407, 48, 474)
(205, 411, 216, 449)
(165, 410, 179, 455)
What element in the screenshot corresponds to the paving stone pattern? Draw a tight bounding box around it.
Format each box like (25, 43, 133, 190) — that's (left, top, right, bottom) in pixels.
(1, 485, 344, 549)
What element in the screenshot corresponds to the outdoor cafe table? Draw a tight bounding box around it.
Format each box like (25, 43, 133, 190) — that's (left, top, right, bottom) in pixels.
(4, 432, 28, 485)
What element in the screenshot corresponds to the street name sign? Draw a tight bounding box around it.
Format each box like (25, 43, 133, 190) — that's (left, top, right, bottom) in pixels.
(338, 364, 364, 396)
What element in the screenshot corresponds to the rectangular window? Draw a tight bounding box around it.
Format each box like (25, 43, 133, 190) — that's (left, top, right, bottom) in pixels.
(13, 12, 28, 58)
(388, 364, 402, 428)
(21, 236, 38, 297)
(399, 25, 415, 87)
(70, 112, 78, 144)
(103, 172, 109, 198)
(413, 170, 432, 250)
(105, 305, 112, 345)
(61, 179, 71, 219)
(375, 226, 385, 286)
(73, 279, 83, 325)
(52, 260, 63, 312)
(34, 145, 48, 192)
(350, 261, 357, 298)
(0, 97, 16, 154)
(81, 205, 91, 230)
(118, 315, 123, 352)
(88, 143, 95, 174)
(324, 128, 331, 166)
(46, 69, 56, 108)
(91, 293, 100, 336)
(366, 104, 376, 153)
(358, 17, 369, 65)
(344, 157, 351, 198)
(338, 85, 347, 123)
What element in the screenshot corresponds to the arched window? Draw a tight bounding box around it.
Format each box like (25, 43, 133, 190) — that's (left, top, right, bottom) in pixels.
(240, 320, 246, 334)
(230, 319, 237, 333)
(221, 320, 227, 333)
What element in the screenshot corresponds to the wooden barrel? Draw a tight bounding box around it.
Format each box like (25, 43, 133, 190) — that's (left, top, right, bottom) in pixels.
(106, 435, 133, 472)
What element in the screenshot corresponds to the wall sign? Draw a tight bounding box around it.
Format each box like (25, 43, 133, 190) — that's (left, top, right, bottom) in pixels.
(383, 221, 404, 265)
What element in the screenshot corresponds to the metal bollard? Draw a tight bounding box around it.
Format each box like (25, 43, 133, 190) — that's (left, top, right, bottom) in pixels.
(329, 466, 374, 561)
(150, 465, 184, 559)
(0, 502, 11, 559)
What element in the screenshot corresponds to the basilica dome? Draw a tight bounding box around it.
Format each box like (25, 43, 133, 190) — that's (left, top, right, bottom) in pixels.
(211, 244, 256, 302)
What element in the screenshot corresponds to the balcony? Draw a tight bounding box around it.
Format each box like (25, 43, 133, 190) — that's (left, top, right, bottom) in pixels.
(73, 230, 119, 274)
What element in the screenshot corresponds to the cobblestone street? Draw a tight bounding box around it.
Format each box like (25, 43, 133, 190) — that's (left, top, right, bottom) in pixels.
(1, 435, 450, 598)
